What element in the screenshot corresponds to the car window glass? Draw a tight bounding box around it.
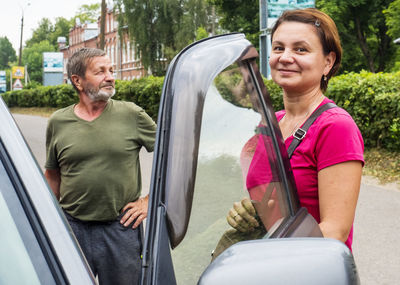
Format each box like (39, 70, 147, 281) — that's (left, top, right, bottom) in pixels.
(170, 63, 289, 284)
(0, 157, 55, 284)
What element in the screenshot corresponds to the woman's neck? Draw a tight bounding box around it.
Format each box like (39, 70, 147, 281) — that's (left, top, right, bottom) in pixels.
(279, 88, 325, 140)
(283, 87, 324, 118)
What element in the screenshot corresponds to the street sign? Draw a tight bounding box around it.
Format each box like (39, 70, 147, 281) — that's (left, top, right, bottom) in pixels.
(13, 79, 23, 90)
(267, 0, 315, 28)
(12, 66, 25, 79)
(0, 71, 6, 93)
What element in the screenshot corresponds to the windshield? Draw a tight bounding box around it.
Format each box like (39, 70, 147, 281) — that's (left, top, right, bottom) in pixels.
(170, 62, 291, 284)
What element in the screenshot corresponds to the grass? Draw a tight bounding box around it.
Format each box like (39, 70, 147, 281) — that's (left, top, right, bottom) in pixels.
(10, 107, 58, 117)
(363, 148, 400, 185)
(9, 107, 400, 186)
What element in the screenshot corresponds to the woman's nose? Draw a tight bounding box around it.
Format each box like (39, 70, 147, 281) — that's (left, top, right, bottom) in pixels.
(279, 49, 294, 63)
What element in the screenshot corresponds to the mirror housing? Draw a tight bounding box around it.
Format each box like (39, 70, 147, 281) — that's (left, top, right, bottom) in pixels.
(199, 238, 359, 285)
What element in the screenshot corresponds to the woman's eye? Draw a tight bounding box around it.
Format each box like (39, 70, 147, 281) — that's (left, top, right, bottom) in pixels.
(296, 47, 307, 52)
(273, 46, 284, 51)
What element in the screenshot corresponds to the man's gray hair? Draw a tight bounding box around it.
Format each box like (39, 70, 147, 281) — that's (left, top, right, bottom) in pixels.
(67, 48, 106, 91)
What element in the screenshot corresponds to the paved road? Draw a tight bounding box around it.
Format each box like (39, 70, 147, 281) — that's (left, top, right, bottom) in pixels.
(13, 113, 400, 284)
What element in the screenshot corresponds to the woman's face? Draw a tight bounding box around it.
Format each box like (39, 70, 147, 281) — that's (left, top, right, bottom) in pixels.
(269, 21, 335, 94)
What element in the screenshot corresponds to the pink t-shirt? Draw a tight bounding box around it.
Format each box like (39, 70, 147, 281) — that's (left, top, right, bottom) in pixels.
(276, 98, 364, 250)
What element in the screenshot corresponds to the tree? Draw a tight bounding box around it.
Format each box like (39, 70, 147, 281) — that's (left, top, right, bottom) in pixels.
(0, 37, 17, 69)
(50, 17, 73, 48)
(209, 0, 259, 49)
(73, 3, 101, 24)
(22, 40, 55, 83)
(384, 0, 400, 39)
(25, 17, 72, 51)
(116, 0, 212, 75)
(317, 0, 395, 73)
(25, 18, 53, 47)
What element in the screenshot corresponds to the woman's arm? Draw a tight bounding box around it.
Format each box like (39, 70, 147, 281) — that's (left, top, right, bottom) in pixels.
(318, 160, 363, 243)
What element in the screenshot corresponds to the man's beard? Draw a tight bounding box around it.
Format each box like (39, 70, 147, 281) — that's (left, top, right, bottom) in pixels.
(84, 83, 115, 102)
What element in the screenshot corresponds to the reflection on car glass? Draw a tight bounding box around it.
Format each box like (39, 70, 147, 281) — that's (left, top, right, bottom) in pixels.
(240, 125, 285, 232)
(0, 162, 41, 284)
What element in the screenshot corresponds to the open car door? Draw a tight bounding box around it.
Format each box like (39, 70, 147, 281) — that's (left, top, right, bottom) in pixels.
(141, 33, 359, 285)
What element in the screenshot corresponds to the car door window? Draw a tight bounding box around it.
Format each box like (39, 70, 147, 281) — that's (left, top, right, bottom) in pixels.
(170, 63, 290, 284)
(0, 150, 56, 284)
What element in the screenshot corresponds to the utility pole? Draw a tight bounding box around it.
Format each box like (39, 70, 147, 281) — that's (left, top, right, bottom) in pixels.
(259, 0, 268, 78)
(99, 0, 106, 50)
(18, 2, 30, 66)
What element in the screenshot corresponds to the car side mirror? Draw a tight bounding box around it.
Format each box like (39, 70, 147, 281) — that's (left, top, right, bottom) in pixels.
(199, 238, 359, 285)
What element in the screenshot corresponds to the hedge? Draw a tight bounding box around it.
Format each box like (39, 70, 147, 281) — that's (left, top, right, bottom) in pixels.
(263, 72, 400, 151)
(1, 71, 400, 151)
(1, 76, 163, 120)
(326, 71, 400, 151)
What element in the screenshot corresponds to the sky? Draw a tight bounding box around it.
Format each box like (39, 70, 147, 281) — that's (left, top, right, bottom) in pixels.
(0, 0, 101, 52)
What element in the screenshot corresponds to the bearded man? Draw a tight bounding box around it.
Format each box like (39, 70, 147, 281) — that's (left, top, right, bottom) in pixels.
(45, 48, 156, 285)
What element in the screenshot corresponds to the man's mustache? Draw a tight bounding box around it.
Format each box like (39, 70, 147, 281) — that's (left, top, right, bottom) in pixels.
(100, 83, 115, 88)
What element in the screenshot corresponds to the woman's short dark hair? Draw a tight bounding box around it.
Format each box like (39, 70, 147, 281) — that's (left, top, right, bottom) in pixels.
(270, 8, 342, 92)
(67, 48, 106, 91)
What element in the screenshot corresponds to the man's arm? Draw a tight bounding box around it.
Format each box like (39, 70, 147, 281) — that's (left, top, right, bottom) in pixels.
(44, 169, 61, 200)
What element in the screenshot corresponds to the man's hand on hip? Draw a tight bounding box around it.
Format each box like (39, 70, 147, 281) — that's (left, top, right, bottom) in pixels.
(120, 195, 149, 229)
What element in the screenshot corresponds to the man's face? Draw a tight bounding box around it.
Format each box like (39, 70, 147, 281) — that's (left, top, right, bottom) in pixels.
(81, 56, 115, 102)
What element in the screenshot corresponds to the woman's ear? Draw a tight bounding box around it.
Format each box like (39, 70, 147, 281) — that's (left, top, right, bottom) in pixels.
(71, 75, 83, 92)
(324, 51, 336, 76)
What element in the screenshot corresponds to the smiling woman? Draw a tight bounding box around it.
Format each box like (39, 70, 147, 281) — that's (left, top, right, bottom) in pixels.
(228, 8, 364, 251)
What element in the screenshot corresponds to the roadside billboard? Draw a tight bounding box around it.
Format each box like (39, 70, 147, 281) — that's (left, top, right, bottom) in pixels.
(267, 0, 315, 28)
(0, 71, 6, 93)
(43, 52, 63, 72)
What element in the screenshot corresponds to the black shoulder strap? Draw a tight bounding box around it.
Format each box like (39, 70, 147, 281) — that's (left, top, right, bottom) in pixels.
(287, 102, 337, 159)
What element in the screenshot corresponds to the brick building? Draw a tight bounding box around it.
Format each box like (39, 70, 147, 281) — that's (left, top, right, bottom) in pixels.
(59, 7, 146, 82)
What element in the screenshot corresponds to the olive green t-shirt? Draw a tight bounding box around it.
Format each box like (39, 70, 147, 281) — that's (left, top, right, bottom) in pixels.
(45, 99, 156, 221)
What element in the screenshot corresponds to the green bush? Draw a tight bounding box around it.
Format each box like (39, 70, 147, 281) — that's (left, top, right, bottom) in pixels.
(1, 78, 163, 120)
(114, 76, 163, 119)
(326, 71, 400, 151)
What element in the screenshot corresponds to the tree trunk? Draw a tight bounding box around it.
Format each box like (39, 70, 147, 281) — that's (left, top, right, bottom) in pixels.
(354, 14, 376, 73)
(377, 23, 390, 72)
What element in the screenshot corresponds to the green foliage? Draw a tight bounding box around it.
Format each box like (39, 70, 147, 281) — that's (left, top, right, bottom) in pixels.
(0, 37, 17, 69)
(25, 17, 72, 51)
(196, 27, 209, 40)
(214, 70, 284, 111)
(210, 0, 259, 49)
(264, 78, 284, 111)
(26, 18, 53, 47)
(326, 71, 400, 151)
(1, 84, 76, 108)
(22, 40, 55, 84)
(116, 0, 213, 75)
(384, 0, 400, 39)
(114, 76, 164, 119)
(317, 0, 395, 73)
(1, 77, 163, 120)
(73, 3, 101, 24)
